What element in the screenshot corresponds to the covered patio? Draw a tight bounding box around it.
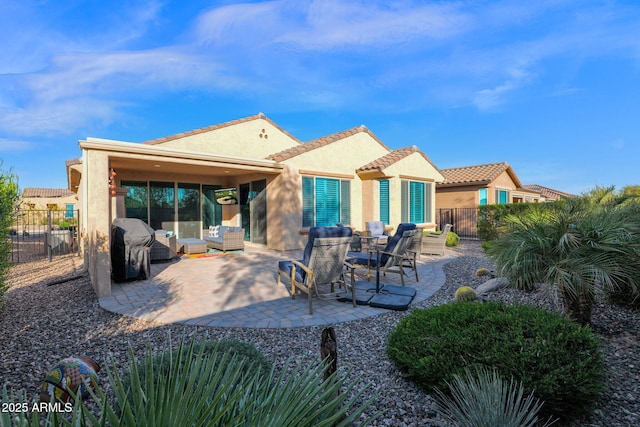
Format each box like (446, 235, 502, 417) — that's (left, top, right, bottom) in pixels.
(98, 244, 457, 328)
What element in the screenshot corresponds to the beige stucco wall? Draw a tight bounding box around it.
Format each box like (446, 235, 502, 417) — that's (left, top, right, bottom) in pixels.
(152, 117, 300, 159)
(281, 132, 390, 234)
(436, 187, 480, 208)
(382, 151, 442, 228)
(20, 195, 77, 211)
(83, 149, 112, 298)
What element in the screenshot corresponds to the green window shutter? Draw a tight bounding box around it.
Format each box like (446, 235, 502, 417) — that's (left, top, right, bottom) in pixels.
(409, 181, 425, 223)
(496, 189, 508, 204)
(379, 179, 390, 225)
(401, 180, 408, 222)
(316, 178, 340, 226)
(302, 177, 314, 227)
(340, 180, 351, 225)
(479, 188, 488, 205)
(425, 182, 432, 223)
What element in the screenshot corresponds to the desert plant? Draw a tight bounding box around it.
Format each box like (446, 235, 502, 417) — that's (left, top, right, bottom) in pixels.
(487, 200, 640, 325)
(122, 338, 272, 390)
(475, 267, 491, 277)
(0, 160, 19, 311)
(387, 301, 604, 422)
(454, 286, 477, 302)
(434, 367, 556, 427)
(445, 231, 459, 247)
(2, 338, 379, 426)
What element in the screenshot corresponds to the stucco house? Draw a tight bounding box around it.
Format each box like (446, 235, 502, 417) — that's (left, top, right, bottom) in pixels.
(67, 113, 445, 297)
(21, 188, 77, 211)
(436, 162, 542, 208)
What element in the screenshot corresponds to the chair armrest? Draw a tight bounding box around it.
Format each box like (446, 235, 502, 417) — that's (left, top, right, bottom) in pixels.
(291, 259, 313, 276)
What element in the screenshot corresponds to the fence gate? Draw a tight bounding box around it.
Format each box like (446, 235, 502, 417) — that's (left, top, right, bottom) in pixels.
(437, 208, 479, 240)
(9, 209, 81, 263)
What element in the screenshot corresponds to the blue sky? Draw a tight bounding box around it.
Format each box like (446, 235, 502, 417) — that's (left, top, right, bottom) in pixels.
(1, 0, 639, 195)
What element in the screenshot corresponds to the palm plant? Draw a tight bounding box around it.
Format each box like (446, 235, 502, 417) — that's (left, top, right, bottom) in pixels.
(487, 199, 640, 325)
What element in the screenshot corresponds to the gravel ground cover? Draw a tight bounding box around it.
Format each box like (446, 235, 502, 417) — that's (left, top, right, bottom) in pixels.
(1, 241, 638, 426)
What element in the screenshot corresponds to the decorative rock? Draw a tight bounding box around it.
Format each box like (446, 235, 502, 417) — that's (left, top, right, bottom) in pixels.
(39, 356, 100, 403)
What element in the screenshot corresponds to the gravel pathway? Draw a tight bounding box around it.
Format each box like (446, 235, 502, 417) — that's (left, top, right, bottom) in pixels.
(1, 241, 638, 426)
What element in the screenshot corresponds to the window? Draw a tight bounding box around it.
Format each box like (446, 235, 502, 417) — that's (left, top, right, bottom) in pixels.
(149, 181, 175, 231)
(65, 204, 74, 219)
(379, 179, 390, 225)
(302, 176, 351, 227)
(479, 188, 488, 206)
(122, 181, 148, 223)
(401, 180, 432, 224)
(496, 189, 509, 204)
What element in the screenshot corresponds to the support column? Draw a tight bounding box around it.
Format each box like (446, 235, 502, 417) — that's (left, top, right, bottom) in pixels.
(86, 150, 112, 297)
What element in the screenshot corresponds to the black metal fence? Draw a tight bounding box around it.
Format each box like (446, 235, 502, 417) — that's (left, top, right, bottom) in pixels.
(437, 208, 479, 239)
(8, 209, 81, 263)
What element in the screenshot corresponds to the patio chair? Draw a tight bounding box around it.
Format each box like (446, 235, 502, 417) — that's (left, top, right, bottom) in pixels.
(422, 224, 452, 255)
(402, 230, 423, 281)
(277, 226, 355, 314)
(347, 223, 417, 286)
(365, 221, 389, 245)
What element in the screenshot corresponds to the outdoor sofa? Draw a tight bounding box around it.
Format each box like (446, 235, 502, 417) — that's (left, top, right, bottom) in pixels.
(203, 226, 245, 251)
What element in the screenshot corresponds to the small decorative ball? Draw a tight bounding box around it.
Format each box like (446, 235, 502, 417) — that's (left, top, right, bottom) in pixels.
(39, 356, 100, 403)
(454, 286, 477, 302)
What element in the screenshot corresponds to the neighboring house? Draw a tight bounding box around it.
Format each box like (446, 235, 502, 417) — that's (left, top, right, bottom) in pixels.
(436, 162, 542, 208)
(21, 187, 77, 212)
(522, 184, 576, 201)
(67, 113, 445, 297)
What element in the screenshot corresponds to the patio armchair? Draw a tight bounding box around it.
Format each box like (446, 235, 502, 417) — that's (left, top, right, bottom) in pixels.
(365, 221, 389, 245)
(276, 226, 355, 314)
(347, 223, 417, 286)
(150, 230, 177, 261)
(402, 230, 423, 281)
(422, 224, 453, 255)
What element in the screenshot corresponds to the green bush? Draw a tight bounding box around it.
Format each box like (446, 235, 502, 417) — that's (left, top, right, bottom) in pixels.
(0, 160, 19, 312)
(434, 367, 556, 427)
(445, 231, 459, 247)
(387, 301, 604, 422)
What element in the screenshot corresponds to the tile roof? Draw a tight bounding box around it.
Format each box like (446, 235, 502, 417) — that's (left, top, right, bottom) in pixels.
(357, 145, 441, 174)
(438, 162, 521, 187)
(22, 188, 76, 198)
(523, 184, 576, 200)
(266, 125, 390, 162)
(142, 113, 302, 146)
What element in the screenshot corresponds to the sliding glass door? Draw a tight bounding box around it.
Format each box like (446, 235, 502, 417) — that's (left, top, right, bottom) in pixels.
(177, 183, 200, 238)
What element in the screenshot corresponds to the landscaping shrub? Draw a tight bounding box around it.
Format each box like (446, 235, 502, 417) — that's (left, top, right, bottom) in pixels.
(434, 367, 555, 427)
(0, 161, 19, 312)
(387, 301, 605, 422)
(3, 338, 379, 426)
(445, 231, 459, 247)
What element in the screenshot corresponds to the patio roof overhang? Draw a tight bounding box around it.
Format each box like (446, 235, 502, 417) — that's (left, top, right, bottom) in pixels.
(77, 138, 285, 183)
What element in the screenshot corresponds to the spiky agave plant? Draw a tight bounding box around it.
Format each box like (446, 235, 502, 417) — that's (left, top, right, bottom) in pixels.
(434, 367, 556, 427)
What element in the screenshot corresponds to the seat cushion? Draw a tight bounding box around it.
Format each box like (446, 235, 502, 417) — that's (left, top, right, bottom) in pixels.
(278, 260, 306, 283)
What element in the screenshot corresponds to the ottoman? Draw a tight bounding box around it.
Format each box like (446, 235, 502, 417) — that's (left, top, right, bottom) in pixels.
(177, 238, 207, 254)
